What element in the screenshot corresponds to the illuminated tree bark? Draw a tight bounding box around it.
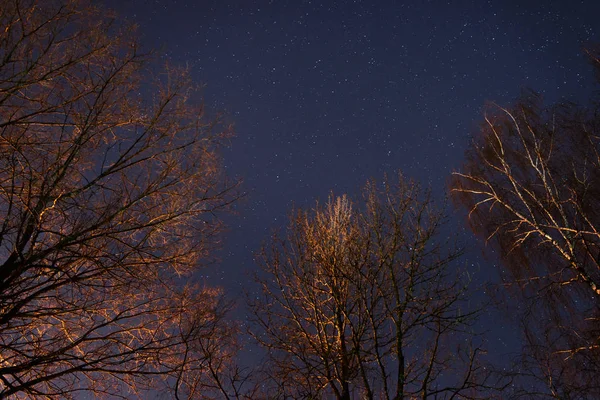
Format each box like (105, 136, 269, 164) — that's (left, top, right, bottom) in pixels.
(250, 174, 498, 399)
(451, 53, 600, 397)
(0, 0, 240, 397)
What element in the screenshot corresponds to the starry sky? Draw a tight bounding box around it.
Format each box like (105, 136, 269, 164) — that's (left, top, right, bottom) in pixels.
(103, 0, 600, 357)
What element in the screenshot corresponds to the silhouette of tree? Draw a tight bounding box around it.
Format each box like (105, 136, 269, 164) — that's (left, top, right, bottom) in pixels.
(250, 174, 500, 399)
(0, 0, 239, 397)
(451, 51, 600, 398)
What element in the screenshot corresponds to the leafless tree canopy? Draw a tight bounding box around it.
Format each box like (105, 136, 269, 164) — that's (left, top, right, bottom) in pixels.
(450, 52, 600, 398)
(0, 0, 239, 397)
(250, 174, 499, 400)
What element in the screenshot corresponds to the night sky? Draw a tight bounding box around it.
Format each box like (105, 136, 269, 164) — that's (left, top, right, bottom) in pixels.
(103, 0, 600, 361)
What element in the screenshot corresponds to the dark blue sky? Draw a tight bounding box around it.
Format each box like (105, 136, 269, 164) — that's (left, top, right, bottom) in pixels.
(104, 0, 600, 359)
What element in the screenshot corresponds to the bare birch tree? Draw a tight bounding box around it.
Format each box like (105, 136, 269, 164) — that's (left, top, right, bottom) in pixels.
(450, 51, 600, 398)
(0, 0, 240, 397)
(250, 174, 498, 399)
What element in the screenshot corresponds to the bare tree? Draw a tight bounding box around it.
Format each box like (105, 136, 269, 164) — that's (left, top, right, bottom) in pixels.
(450, 52, 600, 398)
(0, 0, 240, 397)
(250, 174, 499, 399)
